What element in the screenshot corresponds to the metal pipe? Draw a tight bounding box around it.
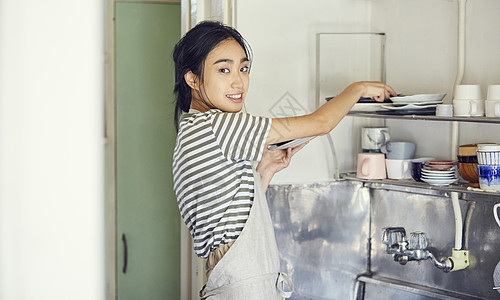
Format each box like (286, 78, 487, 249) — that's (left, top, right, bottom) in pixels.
(327, 132, 340, 180)
(451, 192, 463, 250)
(451, 121, 459, 160)
(426, 251, 452, 272)
(451, 0, 467, 161)
(463, 201, 476, 249)
(453, 0, 467, 98)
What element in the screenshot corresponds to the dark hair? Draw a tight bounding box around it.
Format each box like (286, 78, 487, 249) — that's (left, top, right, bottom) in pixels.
(172, 21, 252, 129)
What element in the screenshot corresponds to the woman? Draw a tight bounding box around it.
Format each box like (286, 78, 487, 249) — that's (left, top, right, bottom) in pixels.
(172, 21, 396, 299)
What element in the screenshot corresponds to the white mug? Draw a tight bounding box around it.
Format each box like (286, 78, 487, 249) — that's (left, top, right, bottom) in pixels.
(453, 99, 479, 117)
(470, 99, 485, 116)
(485, 100, 500, 117)
(494, 203, 500, 228)
(487, 85, 500, 100)
(455, 84, 481, 100)
(386, 159, 412, 180)
(361, 127, 390, 150)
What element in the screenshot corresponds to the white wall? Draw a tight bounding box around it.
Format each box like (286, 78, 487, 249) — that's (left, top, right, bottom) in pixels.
(372, 0, 500, 98)
(373, 0, 500, 160)
(0, 1, 105, 299)
(237, 0, 500, 183)
(236, 0, 375, 183)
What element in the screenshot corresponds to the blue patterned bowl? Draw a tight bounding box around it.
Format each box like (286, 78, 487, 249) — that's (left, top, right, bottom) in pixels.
(477, 164, 500, 192)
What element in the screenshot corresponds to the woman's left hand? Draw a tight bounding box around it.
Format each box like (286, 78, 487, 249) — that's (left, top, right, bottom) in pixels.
(257, 142, 308, 191)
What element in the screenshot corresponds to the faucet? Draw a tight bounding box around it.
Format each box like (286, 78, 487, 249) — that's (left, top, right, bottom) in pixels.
(382, 227, 461, 272)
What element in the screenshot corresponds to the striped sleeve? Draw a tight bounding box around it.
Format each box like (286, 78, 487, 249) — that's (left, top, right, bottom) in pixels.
(211, 111, 272, 162)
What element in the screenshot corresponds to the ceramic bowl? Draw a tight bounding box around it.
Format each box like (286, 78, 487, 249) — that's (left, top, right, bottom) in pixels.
(426, 160, 457, 170)
(477, 143, 500, 151)
(477, 164, 500, 192)
(457, 161, 479, 188)
(457, 155, 478, 164)
(477, 150, 500, 165)
(458, 144, 478, 157)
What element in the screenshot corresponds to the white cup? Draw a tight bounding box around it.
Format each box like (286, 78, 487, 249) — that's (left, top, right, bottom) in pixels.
(361, 127, 390, 150)
(485, 100, 500, 117)
(436, 104, 453, 117)
(487, 85, 500, 100)
(477, 150, 500, 165)
(477, 143, 500, 151)
(494, 203, 500, 228)
(476, 144, 500, 165)
(385, 159, 412, 180)
(453, 99, 479, 117)
(455, 84, 481, 100)
(470, 99, 485, 116)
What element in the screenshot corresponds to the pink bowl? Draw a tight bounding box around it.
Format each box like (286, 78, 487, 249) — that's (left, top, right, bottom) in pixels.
(427, 160, 456, 165)
(426, 160, 457, 170)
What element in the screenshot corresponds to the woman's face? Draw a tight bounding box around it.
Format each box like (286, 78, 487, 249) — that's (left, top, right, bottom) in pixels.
(191, 38, 250, 113)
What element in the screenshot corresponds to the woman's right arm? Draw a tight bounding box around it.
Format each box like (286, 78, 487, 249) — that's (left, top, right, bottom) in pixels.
(266, 81, 396, 145)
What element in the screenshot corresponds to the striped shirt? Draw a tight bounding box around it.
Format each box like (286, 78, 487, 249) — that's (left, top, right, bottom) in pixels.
(173, 109, 272, 258)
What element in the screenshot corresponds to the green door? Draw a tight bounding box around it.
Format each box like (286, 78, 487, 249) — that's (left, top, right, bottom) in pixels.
(115, 2, 180, 299)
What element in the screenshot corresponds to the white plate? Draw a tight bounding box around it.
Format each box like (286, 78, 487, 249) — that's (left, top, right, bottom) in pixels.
(421, 169, 455, 174)
(381, 103, 439, 111)
(422, 177, 458, 186)
(422, 170, 455, 175)
(421, 172, 456, 176)
(422, 175, 456, 180)
(390, 93, 446, 104)
(422, 176, 457, 181)
(392, 101, 443, 106)
(268, 136, 316, 150)
(350, 103, 386, 112)
(421, 172, 456, 177)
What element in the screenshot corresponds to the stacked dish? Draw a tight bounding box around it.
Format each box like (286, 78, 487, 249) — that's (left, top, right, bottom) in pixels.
(381, 94, 446, 111)
(425, 160, 457, 170)
(390, 94, 447, 104)
(421, 160, 458, 186)
(376, 93, 446, 116)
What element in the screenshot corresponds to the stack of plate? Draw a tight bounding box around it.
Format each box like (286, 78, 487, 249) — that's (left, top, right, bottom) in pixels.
(421, 160, 458, 186)
(389, 93, 446, 104)
(381, 93, 446, 112)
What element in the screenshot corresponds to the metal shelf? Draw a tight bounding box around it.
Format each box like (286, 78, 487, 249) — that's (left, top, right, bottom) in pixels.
(347, 111, 500, 124)
(341, 173, 500, 202)
(344, 111, 500, 201)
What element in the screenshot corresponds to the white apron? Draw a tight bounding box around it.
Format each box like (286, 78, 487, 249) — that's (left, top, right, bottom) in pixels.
(200, 165, 294, 299)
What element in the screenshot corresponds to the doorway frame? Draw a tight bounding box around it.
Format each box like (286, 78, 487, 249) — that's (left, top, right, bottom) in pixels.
(104, 1, 182, 299)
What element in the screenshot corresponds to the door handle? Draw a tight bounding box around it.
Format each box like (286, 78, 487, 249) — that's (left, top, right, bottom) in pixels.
(122, 233, 128, 274)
